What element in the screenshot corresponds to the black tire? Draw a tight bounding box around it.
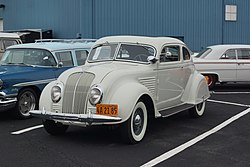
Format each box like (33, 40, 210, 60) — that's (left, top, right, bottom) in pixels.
(204, 74, 216, 89)
(43, 120, 69, 135)
(15, 88, 38, 119)
(189, 101, 206, 118)
(120, 101, 148, 144)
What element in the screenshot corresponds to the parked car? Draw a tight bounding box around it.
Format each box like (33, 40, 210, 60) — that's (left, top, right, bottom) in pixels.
(0, 32, 22, 59)
(193, 44, 250, 89)
(0, 40, 94, 118)
(30, 36, 210, 144)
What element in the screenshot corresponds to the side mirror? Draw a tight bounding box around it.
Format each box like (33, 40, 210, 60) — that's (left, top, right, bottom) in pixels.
(165, 51, 172, 57)
(58, 62, 63, 67)
(147, 56, 158, 64)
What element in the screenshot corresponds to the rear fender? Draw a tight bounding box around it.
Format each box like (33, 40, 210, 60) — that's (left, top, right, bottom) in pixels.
(181, 71, 210, 104)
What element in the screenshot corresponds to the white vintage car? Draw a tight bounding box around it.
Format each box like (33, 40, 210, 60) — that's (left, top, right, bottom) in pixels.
(193, 44, 250, 89)
(30, 36, 210, 144)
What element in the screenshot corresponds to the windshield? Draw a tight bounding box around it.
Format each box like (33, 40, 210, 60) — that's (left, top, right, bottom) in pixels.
(0, 49, 57, 66)
(88, 44, 118, 61)
(195, 48, 212, 58)
(88, 43, 155, 63)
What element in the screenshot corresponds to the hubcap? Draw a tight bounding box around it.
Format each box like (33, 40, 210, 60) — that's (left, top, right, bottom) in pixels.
(133, 108, 144, 135)
(19, 91, 36, 116)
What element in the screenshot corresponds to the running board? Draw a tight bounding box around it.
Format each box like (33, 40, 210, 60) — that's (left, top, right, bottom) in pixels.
(159, 104, 194, 118)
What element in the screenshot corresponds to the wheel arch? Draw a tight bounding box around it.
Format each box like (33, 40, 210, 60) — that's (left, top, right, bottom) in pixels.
(200, 72, 220, 83)
(18, 85, 41, 99)
(107, 82, 156, 123)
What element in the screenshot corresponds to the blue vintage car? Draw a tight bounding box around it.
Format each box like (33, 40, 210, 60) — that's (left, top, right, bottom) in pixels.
(0, 40, 94, 118)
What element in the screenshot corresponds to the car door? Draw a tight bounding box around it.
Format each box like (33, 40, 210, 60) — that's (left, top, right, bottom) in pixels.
(156, 45, 190, 111)
(236, 49, 250, 81)
(218, 49, 237, 82)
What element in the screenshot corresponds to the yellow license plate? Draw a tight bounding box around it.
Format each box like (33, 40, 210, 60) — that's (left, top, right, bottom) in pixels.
(96, 104, 118, 116)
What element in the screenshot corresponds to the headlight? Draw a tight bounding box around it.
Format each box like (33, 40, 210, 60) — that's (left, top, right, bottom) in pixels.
(51, 83, 63, 103)
(0, 79, 3, 89)
(89, 84, 103, 105)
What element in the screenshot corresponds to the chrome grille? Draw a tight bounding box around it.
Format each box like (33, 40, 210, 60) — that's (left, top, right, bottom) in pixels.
(139, 77, 156, 97)
(62, 72, 95, 114)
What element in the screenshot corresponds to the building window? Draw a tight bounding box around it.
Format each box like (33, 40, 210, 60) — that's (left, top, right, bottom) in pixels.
(225, 5, 237, 21)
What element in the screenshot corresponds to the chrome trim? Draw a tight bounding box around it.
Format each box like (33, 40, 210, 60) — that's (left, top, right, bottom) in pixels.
(0, 97, 17, 104)
(138, 76, 156, 97)
(0, 91, 6, 96)
(30, 110, 122, 124)
(13, 78, 56, 87)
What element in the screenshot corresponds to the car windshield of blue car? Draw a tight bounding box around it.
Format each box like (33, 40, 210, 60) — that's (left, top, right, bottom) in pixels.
(0, 49, 57, 66)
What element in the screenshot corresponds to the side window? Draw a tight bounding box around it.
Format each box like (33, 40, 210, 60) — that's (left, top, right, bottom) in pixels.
(220, 49, 236, 59)
(4, 40, 18, 49)
(182, 47, 190, 60)
(117, 44, 154, 62)
(55, 51, 74, 66)
(237, 49, 250, 59)
(0, 40, 4, 51)
(75, 50, 88, 65)
(160, 45, 180, 63)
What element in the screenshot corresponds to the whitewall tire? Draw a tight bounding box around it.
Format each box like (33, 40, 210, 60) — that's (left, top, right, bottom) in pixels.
(121, 101, 148, 144)
(189, 101, 206, 118)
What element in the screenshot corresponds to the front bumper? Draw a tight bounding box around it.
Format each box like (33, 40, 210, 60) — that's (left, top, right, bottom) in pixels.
(0, 92, 17, 112)
(30, 109, 122, 125)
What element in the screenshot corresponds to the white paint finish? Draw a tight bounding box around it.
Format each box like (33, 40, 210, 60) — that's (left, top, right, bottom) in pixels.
(11, 125, 44, 135)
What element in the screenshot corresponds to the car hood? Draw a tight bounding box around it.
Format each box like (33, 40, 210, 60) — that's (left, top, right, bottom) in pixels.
(58, 61, 143, 83)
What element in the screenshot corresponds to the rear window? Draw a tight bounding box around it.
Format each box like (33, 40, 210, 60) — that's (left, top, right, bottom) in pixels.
(195, 48, 212, 58)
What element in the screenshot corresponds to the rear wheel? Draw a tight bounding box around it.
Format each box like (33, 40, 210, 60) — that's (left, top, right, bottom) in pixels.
(120, 101, 148, 144)
(189, 101, 206, 118)
(15, 88, 38, 119)
(204, 74, 216, 89)
(43, 120, 69, 135)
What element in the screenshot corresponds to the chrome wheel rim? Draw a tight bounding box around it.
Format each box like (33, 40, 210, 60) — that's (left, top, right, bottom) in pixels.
(19, 91, 36, 116)
(133, 108, 144, 136)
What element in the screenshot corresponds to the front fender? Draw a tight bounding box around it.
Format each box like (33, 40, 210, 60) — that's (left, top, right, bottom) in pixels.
(39, 81, 56, 110)
(106, 82, 155, 123)
(181, 71, 210, 104)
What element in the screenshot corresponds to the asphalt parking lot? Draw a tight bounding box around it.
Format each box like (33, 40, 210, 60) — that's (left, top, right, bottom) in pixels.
(0, 84, 249, 167)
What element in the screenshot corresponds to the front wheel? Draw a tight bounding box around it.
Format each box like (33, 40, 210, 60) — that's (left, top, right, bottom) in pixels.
(120, 101, 148, 144)
(15, 88, 38, 119)
(189, 101, 206, 118)
(43, 120, 69, 135)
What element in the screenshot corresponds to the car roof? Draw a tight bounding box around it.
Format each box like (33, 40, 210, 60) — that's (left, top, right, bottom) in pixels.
(208, 44, 250, 50)
(7, 41, 94, 52)
(0, 32, 20, 39)
(95, 35, 185, 51)
(203, 44, 250, 59)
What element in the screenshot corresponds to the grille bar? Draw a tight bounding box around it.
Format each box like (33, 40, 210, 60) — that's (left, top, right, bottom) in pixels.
(62, 72, 95, 114)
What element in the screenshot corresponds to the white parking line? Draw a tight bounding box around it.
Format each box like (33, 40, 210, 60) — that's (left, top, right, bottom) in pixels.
(11, 125, 44, 135)
(212, 91, 250, 95)
(208, 99, 250, 107)
(141, 103, 250, 167)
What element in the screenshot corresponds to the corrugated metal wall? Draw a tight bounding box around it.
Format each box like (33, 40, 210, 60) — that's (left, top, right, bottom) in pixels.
(0, 0, 249, 51)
